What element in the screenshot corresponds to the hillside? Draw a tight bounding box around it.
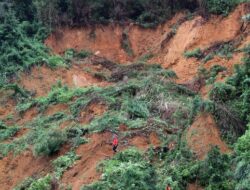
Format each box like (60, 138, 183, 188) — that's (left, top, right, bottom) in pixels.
(0, 1, 250, 190)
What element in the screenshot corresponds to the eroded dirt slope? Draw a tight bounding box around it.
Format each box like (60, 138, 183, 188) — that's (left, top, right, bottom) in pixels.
(186, 113, 231, 160)
(46, 4, 250, 83)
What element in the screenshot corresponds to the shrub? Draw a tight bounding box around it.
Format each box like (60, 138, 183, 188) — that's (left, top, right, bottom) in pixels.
(27, 175, 52, 190)
(198, 147, 235, 189)
(82, 148, 157, 190)
(217, 43, 235, 59)
(184, 48, 203, 59)
(124, 100, 149, 119)
(14, 175, 52, 190)
(53, 151, 80, 179)
(0, 126, 19, 141)
(76, 50, 92, 59)
(87, 112, 126, 132)
(64, 49, 92, 60)
(45, 55, 67, 68)
(206, 0, 237, 15)
(234, 125, 250, 190)
(160, 70, 178, 79)
(209, 83, 236, 102)
(33, 130, 66, 156)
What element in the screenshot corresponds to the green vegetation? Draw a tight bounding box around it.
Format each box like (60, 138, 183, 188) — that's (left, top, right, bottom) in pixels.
(33, 129, 67, 156)
(53, 151, 80, 179)
(0, 124, 19, 141)
(14, 175, 52, 190)
(121, 29, 134, 56)
(184, 48, 203, 59)
(206, 0, 239, 15)
(234, 125, 250, 190)
(81, 148, 157, 190)
(64, 48, 92, 62)
(0, 4, 68, 86)
(2, 1, 250, 190)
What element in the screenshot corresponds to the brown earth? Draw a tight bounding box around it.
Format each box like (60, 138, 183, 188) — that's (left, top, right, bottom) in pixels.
(61, 131, 161, 190)
(0, 151, 52, 190)
(0, 144, 71, 190)
(44, 103, 69, 116)
(1, 3, 249, 189)
(187, 183, 204, 190)
(19, 64, 110, 97)
(79, 102, 107, 124)
(186, 113, 231, 160)
(46, 4, 249, 83)
(0, 91, 16, 121)
(45, 13, 184, 63)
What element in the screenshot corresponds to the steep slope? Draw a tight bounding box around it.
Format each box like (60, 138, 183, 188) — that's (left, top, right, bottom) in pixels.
(1, 3, 249, 190)
(186, 113, 231, 160)
(46, 4, 250, 83)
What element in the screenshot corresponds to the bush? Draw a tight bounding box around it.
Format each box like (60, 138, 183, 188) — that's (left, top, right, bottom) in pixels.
(124, 100, 149, 119)
(27, 175, 52, 190)
(14, 175, 52, 190)
(33, 130, 66, 156)
(198, 147, 235, 190)
(53, 151, 80, 179)
(184, 48, 203, 59)
(234, 125, 250, 190)
(209, 83, 236, 102)
(0, 126, 19, 141)
(87, 112, 126, 132)
(206, 0, 237, 15)
(81, 148, 157, 190)
(64, 49, 92, 60)
(45, 55, 67, 68)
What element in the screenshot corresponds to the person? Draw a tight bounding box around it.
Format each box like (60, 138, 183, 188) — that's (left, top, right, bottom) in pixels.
(166, 185, 171, 190)
(112, 134, 118, 153)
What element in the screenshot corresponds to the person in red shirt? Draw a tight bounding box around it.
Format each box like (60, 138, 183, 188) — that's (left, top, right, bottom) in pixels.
(166, 185, 171, 190)
(112, 134, 118, 153)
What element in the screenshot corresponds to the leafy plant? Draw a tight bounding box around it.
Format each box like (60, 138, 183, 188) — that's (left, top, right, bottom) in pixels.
(209, 83, 236, 102)
(0, 125, 19, 141)
(184, 48, 203, 59)
(53, 151, 80, 179)
(33, 129, 67, 156)
(82, 148, 157, 190)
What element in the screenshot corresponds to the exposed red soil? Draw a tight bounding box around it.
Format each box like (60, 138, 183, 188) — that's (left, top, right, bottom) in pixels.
(61, 132, 113, 189)
(186, 113, 231, 160)
(155, 4, 248, 82)
(79, 102, 107, 124)
(0, 144, 71, 190)
(187, 183, 204, 190)
(45, 13, 184, 64)
(45, 4, 249, 83)
(19, 64, 110, 97)
(0, 93, 16, 121)
(17, 107, 38, 126)
(44, 103, 69, 116)
(0, 151, 51, 190)
(61, 132, 161, 189)
(2, 4, 249, 190)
